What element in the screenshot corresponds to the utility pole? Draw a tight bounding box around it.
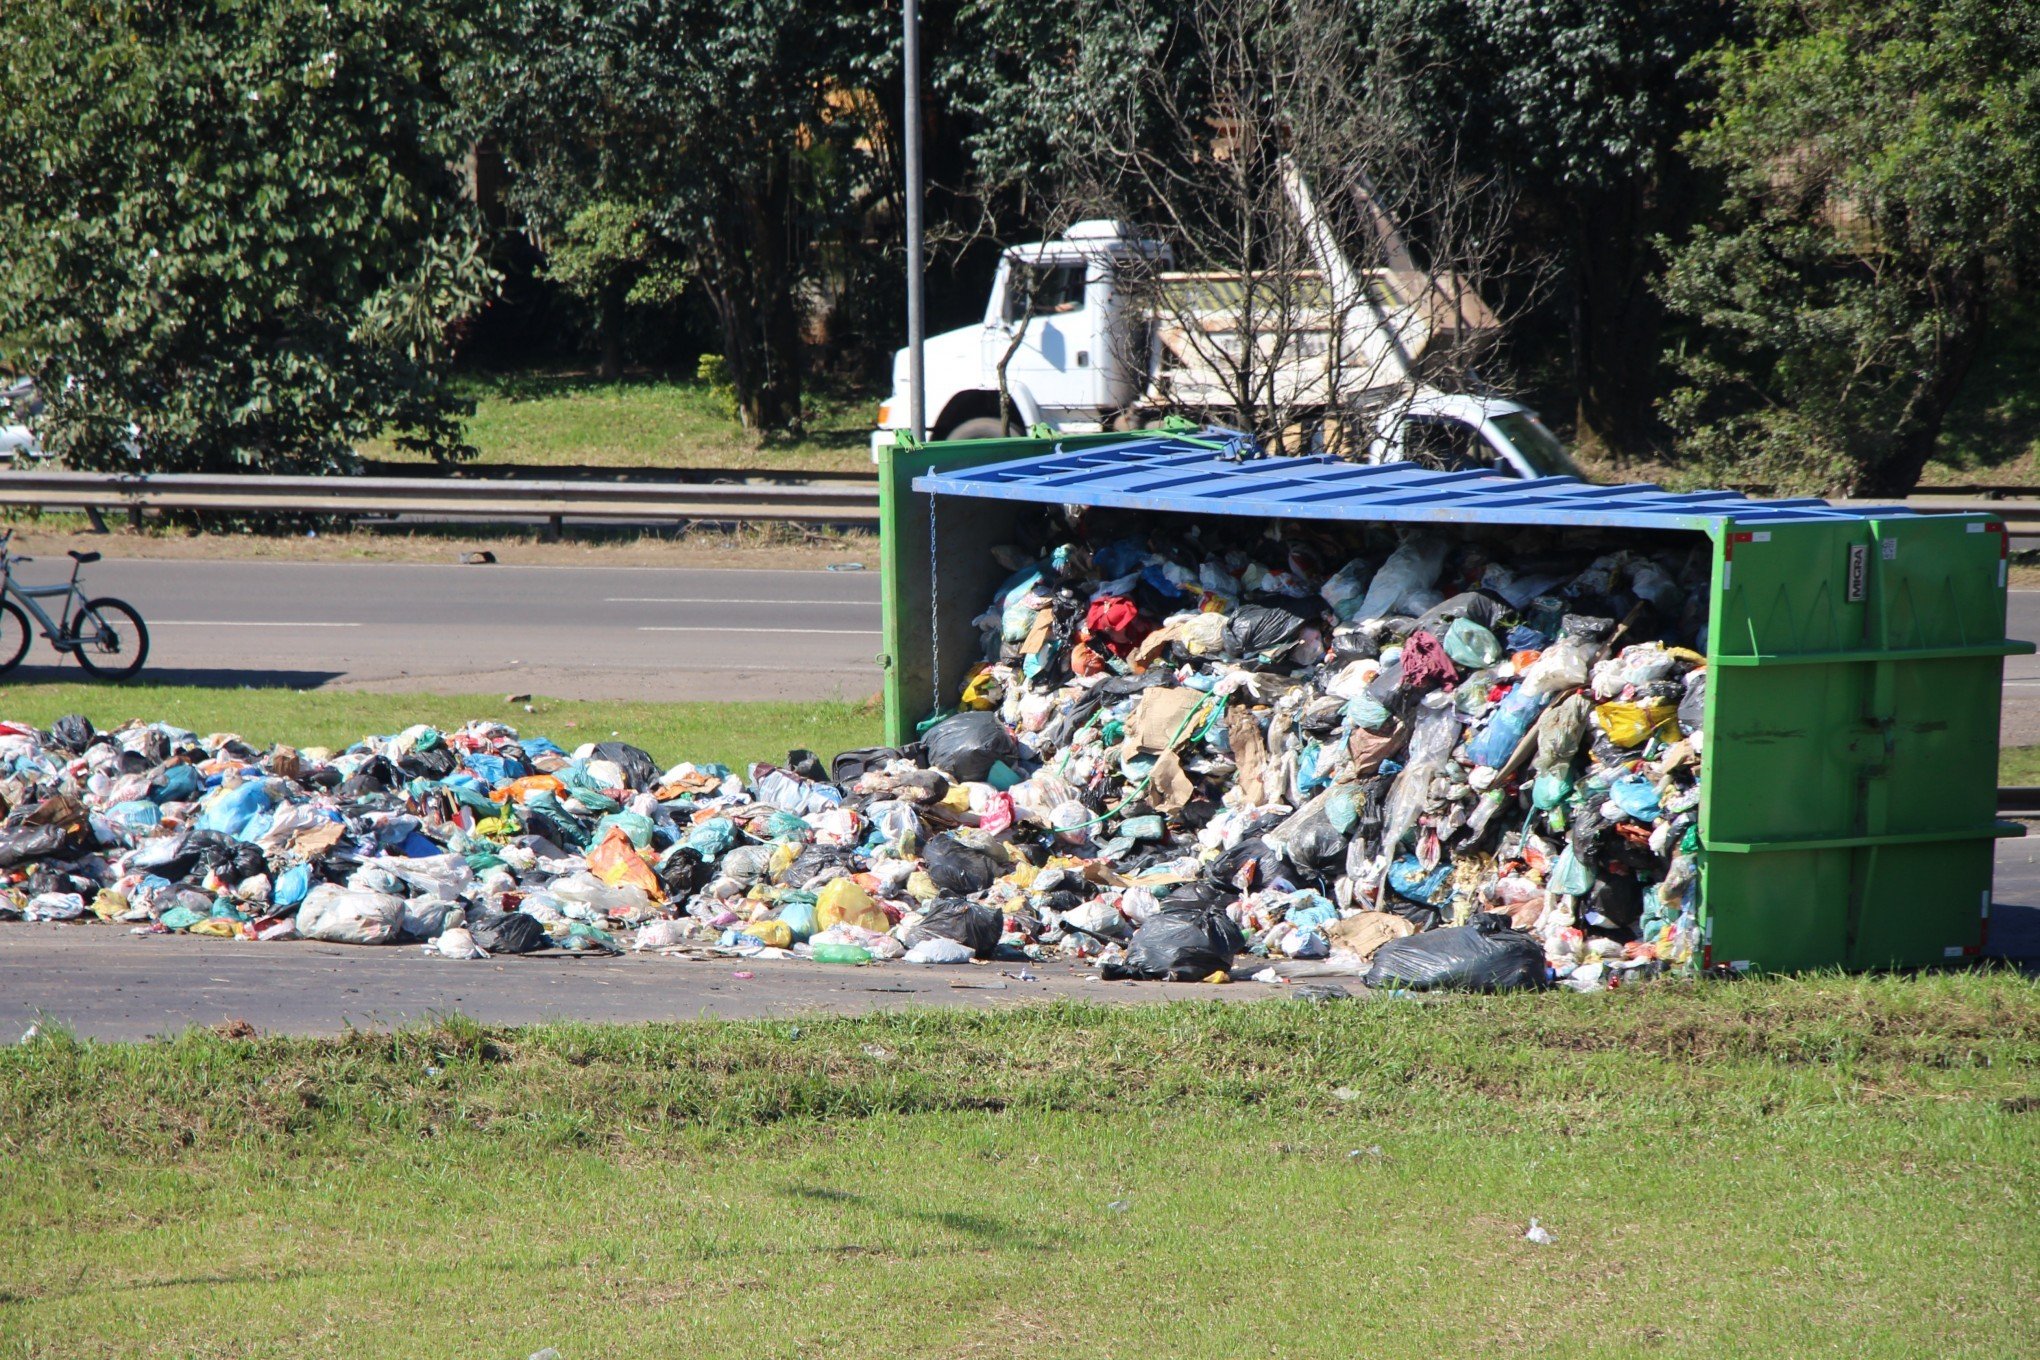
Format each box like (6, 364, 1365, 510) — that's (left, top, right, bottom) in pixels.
(903, 0, 926, 441)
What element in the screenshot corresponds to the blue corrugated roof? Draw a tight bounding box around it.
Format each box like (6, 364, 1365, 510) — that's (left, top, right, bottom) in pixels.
(912, 435, 1923, 533)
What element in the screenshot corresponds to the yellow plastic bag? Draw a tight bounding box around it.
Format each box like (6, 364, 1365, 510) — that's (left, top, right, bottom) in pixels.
(815, 877, 890, 933)
(744, 918, 793, 948)
(960, 664, 1000, 711)
(1593, 699, 1678, 748)
(188, 918, 239, 937)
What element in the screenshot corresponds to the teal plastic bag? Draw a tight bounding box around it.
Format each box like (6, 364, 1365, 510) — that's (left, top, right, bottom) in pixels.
(1444, 617, 1503, 669)
(1549, 845, 1596, 896)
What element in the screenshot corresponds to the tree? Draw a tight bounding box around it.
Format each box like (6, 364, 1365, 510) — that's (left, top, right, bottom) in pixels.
(537, 201, 693, 382)
(1365, 0, 1739, 459)
(478, 0, 881, 431)
(0, 0, 493, 473)
(1659, 0, 2040, 495)
(946, 0, 1526, 448)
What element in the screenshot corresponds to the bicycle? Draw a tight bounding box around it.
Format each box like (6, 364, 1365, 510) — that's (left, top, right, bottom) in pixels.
(0, 530, 149, 679)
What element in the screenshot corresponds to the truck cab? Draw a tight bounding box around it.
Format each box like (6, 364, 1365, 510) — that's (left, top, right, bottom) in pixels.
(875, 220, 1157, 444)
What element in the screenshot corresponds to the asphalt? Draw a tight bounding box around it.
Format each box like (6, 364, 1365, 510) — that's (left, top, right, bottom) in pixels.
(3, 558, 885, 701)
(0, 931, 1263, 1041)
(8, 560, 2040, 742)
(0, 557, 2030, 1041)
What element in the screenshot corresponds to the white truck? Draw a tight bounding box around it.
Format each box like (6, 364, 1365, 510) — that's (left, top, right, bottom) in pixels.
(873, 173, 1583, 481)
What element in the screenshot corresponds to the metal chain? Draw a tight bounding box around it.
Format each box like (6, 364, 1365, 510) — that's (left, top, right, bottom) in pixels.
(927, 491, 942, 722)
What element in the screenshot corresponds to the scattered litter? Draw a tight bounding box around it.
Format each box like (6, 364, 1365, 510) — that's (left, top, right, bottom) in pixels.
(1106, 1199, 1131, 1213)
(460, 551, 496, 565)
(1525, 1218, 1556, 1246)
(860, 1044, 892, 1061)
(0, 511, 1703, 993)
(731, 969, 755, 980)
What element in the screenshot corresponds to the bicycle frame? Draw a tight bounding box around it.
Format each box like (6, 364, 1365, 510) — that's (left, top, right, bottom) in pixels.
(0, 532, 90, 651)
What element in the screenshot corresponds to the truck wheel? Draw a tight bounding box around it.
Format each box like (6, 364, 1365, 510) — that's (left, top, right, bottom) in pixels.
(947, 417, 1013, 441)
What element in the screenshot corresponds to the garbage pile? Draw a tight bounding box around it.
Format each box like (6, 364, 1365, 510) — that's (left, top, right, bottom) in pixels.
(0, 513, 1707, 992)
(938, 508, 1709, 991)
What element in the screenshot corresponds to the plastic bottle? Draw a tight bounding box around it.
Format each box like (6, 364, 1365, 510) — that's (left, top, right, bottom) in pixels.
(810, 940, 873, 965)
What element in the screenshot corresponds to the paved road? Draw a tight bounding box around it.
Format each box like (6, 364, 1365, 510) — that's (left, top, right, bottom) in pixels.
(7, 558, 885, 701)
(0, 932, 1258, 1040)
(1999, 591, 2040, 746)
(1, 839, 2029, 1040)
(8, 559, 2040, 733)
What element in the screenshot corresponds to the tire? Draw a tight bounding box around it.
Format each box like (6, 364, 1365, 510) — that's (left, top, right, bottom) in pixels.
(66, 597, 148, 680)
(946, 416, 1013, 441)
(0, 601, 29, 677)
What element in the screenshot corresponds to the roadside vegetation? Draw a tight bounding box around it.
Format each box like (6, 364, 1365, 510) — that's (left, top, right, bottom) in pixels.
(0, 686, 882, 770)
(359, 372, 875, 473)
(1, 975, 2034, 1357)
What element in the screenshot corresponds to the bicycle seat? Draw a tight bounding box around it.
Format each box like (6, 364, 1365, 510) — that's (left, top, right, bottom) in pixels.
(68, 550, 100, 565)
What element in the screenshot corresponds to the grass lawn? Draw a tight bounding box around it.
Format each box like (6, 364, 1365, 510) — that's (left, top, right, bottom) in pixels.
(0, 683, 883, 770)
(1, 975, 2035, 1357)
(361, 372, 876, 473)
(2004, 745, 2040, 785)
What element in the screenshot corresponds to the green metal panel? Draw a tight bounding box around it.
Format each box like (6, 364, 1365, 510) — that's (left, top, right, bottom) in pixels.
(1700, 514, 2030, 971)
(878, 432, 1179, 745)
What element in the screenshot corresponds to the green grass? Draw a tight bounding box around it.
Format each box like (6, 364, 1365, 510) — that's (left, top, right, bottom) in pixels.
(1, 976, 2035, 1357)
(0, 683, 882, 768)
(2004, 745, 2040, 785)
(362, 372, 876, 472)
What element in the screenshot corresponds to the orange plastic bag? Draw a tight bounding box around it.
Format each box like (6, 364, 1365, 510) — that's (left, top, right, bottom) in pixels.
(588, 826, 664, 902)
(492, 774, 568, 805)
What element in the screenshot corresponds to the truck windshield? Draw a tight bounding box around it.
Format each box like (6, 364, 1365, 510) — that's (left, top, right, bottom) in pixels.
(1004, 262, 1087, 322)
(1489, 412, 1586, 480)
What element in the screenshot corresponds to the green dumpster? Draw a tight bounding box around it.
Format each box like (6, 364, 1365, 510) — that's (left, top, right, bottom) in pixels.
(878, 431, 2032, 973)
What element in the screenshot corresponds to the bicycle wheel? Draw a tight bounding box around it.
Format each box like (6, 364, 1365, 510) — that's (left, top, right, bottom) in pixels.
(65, 597, 148, 680)
(0, 601, 29, 677)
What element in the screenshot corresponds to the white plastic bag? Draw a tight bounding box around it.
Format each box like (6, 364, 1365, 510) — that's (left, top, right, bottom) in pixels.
(296, 884, 404, 945)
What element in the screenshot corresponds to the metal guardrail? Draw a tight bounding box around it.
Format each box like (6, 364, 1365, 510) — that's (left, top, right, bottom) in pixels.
(358, 459, 877, 485)
(0, 469, 881, 528)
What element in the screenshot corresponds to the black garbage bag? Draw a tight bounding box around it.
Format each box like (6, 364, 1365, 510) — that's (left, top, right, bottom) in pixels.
(590, 741, 659, 790)
(903, 897, 1004, 959)
(831, 745, 905, 784)
(782, 748, 828, 782)
(466, 910, 550, 954)
(921, 832, 1002, 896)
(397, 744, 457, 780)
(656, 847, 707, 899)
(0, 824, 69, 868)
(921, 712, 1022, 782)
(1206, 836, 1285, 893)
(1224, 603, 1310, 659)
(1103, 904, 1245, 981)
(1282, 822, 1348, 878)
(1364, 912, 1549, 992)
(779, 843, 860, 889)
(1580, 875, 1644, 937)
(49, 714, 97, 752)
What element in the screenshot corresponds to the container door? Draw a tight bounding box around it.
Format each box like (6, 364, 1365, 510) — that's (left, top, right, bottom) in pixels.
(1700, 515, 2025, 971)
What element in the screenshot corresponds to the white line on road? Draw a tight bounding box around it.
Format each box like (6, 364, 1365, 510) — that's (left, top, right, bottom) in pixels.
(636, 626, 879, 635)
(604, 597, 877, 606)
(150, 620, 363, 628)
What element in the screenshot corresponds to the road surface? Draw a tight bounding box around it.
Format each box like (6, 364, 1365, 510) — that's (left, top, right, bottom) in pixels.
(0, 835, 2029, 1041)
(9, 558, 885, 701)
(9, 560, 2040, 739)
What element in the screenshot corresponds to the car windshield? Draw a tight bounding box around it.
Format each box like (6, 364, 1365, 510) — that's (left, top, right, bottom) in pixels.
(1489, 411, 1586, 480)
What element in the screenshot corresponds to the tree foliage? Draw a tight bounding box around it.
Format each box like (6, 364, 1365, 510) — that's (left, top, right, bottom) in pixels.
(1659, 0, 2040, 495)
(0, 0, 494, 472)
(477, 0, 884, 431)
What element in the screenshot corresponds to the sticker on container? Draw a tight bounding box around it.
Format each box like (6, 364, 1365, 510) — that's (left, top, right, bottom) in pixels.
(1881, 537, 1898, 559)
(1846, 544, 1867, 603)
